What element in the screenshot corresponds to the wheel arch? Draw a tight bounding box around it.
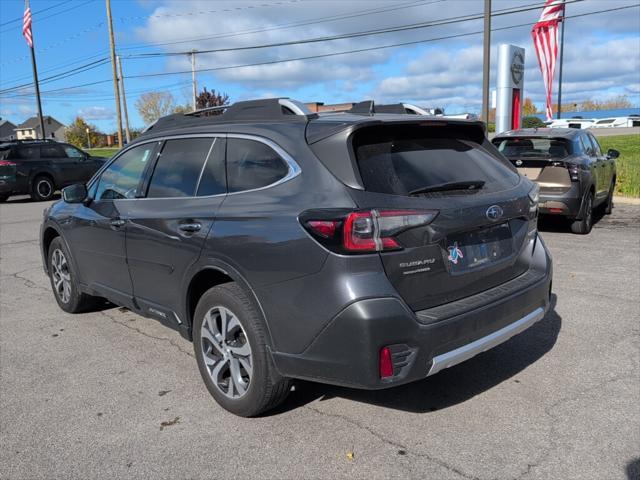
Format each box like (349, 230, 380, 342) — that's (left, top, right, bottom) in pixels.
(183, 262, 274, 346)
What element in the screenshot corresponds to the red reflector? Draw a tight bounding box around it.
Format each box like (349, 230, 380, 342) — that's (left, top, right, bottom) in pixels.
(0, 161, 17, 166)
(307, 220, 338, 238)
(379, 346, 394, 378)
(549, 208, 564, 214)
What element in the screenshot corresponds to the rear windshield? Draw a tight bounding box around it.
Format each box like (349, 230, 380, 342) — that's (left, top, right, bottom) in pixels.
(492, 137, 571, 159)
(353, 125, 518, 196)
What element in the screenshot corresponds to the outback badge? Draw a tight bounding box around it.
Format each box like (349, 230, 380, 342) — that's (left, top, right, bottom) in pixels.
(447, 242, 464, 265)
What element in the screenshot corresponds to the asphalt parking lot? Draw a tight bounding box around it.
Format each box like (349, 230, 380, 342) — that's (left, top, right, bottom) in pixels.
(1, 197, 638, 480)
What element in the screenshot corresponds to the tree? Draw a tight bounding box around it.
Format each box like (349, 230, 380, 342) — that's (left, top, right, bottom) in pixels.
(64, 117, 101, 149)
(522, 97, 538, 116)
(196, 87, 229, 114)
(135, 91, 175, 125)
(522, 116, 545, 128)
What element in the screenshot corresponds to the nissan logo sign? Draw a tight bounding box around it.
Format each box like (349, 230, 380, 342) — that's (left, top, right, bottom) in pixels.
(511, 51, 524, 85)
(486, 205, 504, 221)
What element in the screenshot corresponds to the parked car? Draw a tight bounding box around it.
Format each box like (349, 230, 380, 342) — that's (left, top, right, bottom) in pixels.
(0, 139, 106, 202)
(492, 128, 618, 234)
(40, 98, 552, 416)
(547, 118, 595, 129)
(591, 117, 639, 128)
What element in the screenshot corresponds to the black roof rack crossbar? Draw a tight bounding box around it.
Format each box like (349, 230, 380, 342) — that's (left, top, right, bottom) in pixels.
(143, 98, 317, 134)
(184, 105, 229, 117)
(348, 100, 375, 115)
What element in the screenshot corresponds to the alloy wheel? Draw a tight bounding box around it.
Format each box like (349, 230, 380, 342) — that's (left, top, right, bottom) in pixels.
(51, 248, 71, 303)
(37, 179, 52, 199)
(200, 306, 253, 399)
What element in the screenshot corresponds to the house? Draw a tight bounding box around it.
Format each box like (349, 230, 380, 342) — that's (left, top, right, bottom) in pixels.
(0, 119, 17, 141)
(14, 116, 66, 140)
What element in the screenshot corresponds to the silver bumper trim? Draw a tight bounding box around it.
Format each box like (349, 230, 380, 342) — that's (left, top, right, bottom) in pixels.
(427, 306, 546, 376)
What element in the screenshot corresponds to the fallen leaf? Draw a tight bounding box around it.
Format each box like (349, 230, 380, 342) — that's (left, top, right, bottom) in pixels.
(160, 416, 180, 431)
(346, 451, 355, 461)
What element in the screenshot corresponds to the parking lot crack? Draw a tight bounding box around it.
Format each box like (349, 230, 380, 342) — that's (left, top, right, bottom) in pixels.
(303, 404, 480, 480)
(98, 310, 194, 359)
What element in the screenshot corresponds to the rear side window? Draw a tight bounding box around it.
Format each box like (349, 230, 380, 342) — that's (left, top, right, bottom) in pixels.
(14, 146, 38, 159)
(196, 138, 226, 196)
(40, 145, 65, 158)
(226, 138, 289, 193)
(147, 138, 214, 198)
(354, 125, 518, 196)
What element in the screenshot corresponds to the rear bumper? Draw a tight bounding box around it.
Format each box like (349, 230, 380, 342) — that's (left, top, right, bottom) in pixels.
(271, 235, 552, 389)
(538, 183, 584, 218)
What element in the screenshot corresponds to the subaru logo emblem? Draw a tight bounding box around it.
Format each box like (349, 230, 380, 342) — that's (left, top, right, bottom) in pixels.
(515, 159, 523, 166)
(486, 205, 503, 221)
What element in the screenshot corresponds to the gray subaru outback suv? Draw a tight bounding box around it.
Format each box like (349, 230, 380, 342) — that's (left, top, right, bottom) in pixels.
(40, 99, 552, 416)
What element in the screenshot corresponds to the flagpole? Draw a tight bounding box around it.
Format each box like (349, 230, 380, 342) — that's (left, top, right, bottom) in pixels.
(25, 1, 46, 140)
(556, 11, 566, 119)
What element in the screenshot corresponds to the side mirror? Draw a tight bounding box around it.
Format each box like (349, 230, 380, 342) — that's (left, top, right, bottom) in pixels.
(62, 183, 88, 204)
(607, 149, 620, 159)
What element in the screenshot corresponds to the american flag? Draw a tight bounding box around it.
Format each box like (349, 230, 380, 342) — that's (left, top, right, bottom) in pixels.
(531, 0, 565, 120)
(23, 0, 33, 48)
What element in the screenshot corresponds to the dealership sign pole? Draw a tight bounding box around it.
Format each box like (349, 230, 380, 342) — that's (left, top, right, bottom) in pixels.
(495, 44, 525, 135)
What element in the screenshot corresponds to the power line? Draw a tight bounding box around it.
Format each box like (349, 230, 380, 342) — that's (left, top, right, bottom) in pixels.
(2, 3, 636, 99)
(0, 0, 74, 27)
(124, 0, 585, 59)
(0, 0, 96, 34)
(117, 0, 441, 52)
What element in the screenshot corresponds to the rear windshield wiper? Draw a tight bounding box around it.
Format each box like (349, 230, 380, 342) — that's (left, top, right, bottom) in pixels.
(409, 180, 485, 196)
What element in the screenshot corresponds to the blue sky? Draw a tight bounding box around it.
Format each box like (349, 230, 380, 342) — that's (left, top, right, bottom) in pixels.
(1, 0, 639, 133)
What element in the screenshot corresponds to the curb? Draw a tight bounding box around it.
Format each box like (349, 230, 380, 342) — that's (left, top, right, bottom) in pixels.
(613, 196, 640, 205)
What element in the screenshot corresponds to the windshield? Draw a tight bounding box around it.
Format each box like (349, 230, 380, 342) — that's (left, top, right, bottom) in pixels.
(492, 137, 571, 159)
(353, 124, 519, 196)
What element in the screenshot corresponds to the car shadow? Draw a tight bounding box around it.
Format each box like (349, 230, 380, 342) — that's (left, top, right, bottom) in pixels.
(2, 193, 61, 204)
(271, 294, 561, 415)
(538, 210, 606, 233)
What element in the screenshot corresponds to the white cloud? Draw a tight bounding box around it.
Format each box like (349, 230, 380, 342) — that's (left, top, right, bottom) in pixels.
(78, 106, 115, 120)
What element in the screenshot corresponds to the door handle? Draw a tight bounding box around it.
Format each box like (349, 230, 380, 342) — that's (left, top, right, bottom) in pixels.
(178, 222, 202, 233)
(110, 218, 126, 228)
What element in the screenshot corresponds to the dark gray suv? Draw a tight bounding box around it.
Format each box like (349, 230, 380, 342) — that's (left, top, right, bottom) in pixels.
(40, 99, 552, 416)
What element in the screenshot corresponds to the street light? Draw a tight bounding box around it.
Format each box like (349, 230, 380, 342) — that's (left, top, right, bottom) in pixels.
(85, 127, 91, 150)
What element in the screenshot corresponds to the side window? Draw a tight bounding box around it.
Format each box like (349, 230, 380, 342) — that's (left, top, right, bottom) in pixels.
(197, 138, 226, 196)
(588, 134, 602, 156)
(226, 138, 289, 193)
(580, 135, 593, 156)
(63, 145, 85, 158)
(147, 138, 214, 198)
(95, 143, 155, 200)
(15, 146, 38, 159)
(40, 145, 65, 158)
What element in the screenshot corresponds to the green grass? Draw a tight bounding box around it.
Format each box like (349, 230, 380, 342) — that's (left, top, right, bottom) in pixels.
(598, 135, 640, 198)
(86, 147, 120, 158)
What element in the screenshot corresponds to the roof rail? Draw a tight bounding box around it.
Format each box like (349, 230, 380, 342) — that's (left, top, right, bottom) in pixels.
(2, 138, 58, 144)
(143, 98, 317, 134)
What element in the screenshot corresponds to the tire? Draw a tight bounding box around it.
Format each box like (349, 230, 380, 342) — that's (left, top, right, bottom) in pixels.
(193, 283, 291, 417)
(31, 175, 55, 201)
(47, 237, 98, 313)
(570, 191, 594, 234)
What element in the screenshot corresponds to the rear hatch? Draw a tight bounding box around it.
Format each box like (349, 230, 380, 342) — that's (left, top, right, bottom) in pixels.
(308, 120, 537, 311)
(491, 136, 573, 193)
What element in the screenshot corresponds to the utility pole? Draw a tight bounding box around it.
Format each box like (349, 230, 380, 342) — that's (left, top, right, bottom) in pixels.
(481, 0, 492, 125)
(106, 0, 123, 148)
(117, 55, 131, 143)
(556, 12, 566, 119)
(190, 50, 197, 111)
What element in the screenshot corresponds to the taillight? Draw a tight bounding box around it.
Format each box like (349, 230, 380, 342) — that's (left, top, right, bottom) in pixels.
(0, 160, 17, 167)
(379, 346, 394, 378)
(567, 163, 580, 181)
(302, 208, 437, 254)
